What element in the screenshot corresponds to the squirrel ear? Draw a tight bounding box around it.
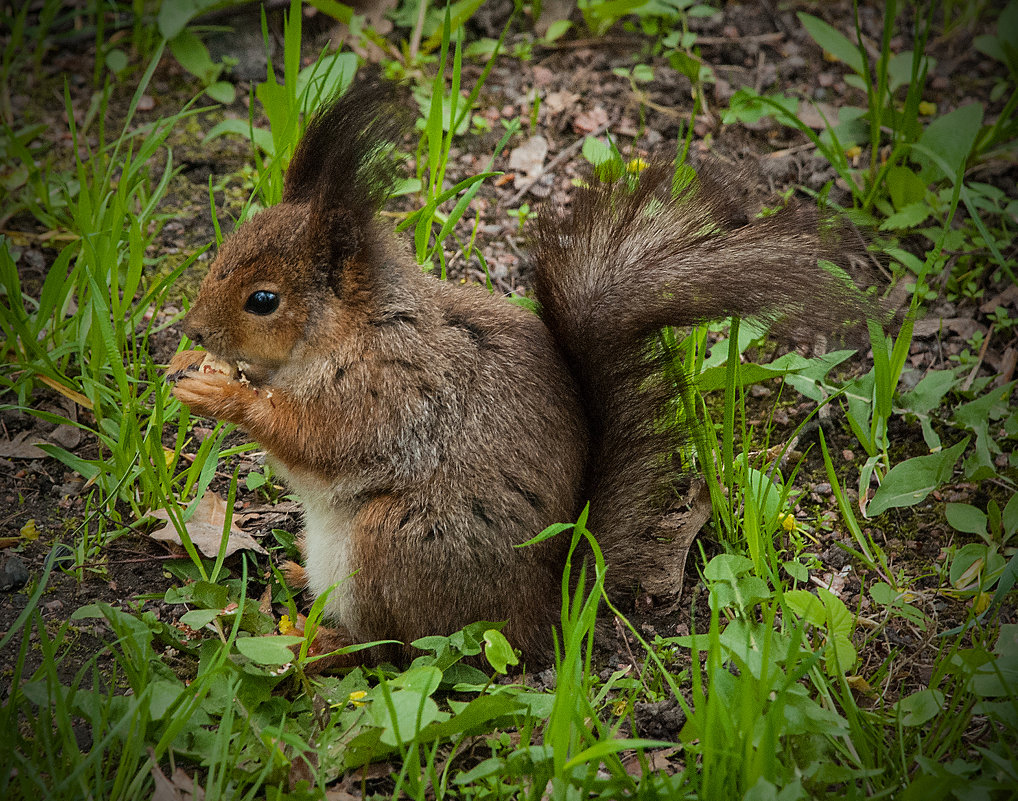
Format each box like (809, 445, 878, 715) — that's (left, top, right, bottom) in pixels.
(306, 207, 368, 297)
(283, 79, 411, 228)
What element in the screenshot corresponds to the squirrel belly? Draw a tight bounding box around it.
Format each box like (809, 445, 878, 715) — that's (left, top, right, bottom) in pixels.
(169, 79, 873, 666)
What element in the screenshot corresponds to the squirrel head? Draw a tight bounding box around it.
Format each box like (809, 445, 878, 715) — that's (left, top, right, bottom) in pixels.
(179, 79, 411, 384)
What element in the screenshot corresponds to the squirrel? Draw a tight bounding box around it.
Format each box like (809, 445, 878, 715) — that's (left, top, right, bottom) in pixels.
(167, 79, 871, 668)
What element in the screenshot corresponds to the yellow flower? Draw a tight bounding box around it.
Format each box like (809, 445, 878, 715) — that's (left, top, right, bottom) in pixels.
(780, 513, 797, 534)
(348, 690, 368, 707)
(612, 698, 629, 716)
(278, 614, 297, 635)
(20, 519, 39, 540)
(844, 145, 862, 159)
(918, 101, 937, 116)
(627, 157, 648, 174)
(973, 592, 991, 614)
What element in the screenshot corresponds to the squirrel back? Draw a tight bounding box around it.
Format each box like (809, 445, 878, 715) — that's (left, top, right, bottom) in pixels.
(169, 81, 871, 666)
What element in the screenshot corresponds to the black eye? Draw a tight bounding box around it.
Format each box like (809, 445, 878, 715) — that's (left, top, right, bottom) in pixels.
(245, 290, 279, 315)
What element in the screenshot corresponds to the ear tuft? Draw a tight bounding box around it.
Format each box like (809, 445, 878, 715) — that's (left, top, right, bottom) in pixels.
(282, 78, 412, 224)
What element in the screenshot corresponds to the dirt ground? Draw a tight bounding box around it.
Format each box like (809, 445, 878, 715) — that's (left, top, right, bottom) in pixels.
(1, 2, 1015, 739)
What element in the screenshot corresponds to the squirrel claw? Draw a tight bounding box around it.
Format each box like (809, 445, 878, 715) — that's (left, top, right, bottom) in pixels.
(166, 349, 206, 382)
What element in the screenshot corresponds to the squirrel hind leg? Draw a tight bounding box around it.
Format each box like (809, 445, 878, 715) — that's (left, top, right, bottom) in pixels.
(282, 560, 308, 589)
(281, 529, 309, 588)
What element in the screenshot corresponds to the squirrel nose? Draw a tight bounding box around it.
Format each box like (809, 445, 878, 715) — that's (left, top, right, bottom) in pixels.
(180, 313, 204, 346)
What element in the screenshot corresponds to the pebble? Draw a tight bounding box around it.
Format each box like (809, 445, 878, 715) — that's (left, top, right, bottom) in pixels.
(0, 556, 29, 591)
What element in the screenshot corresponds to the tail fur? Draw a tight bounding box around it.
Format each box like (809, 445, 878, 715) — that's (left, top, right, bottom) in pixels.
(532, 162, 873, 597)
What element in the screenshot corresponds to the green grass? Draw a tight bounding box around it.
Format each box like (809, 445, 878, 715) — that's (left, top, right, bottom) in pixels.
(1, 1, 1016, 799)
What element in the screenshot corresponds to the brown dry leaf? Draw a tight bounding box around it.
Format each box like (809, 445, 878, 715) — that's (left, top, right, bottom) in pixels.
(150, 491, 268, 557)
(980, 284, 1018, 314)
(150, 760, 206, 801)
(544, 89, 580, 115)
(572, 105, 609, 134)
(623, 747, 679, 776)
(508, 135, 548, 187)
(846, 674, 877, 697)
(0, 430, 50, 459)
(796, 102, 839, 130)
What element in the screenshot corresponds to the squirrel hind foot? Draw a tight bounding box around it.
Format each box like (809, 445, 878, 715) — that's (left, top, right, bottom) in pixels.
(282, 560, 308, 589)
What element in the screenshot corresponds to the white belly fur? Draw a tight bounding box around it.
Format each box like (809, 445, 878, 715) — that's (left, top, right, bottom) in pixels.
(273, 462, 362, 635)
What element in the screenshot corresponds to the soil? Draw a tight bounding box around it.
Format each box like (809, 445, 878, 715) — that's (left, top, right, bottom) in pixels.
(1, 0, 1015, 747)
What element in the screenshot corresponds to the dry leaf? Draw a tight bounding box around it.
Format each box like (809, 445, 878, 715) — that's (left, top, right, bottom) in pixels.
(0, 430, 50, 459)
(544, 89, 580, 115)
(572, 105, 609, 134)
(623, 747, 678, 775)
(508, 135, 548, 187)
(150, 760, 206, 801)
(150, 492, 268, 557)
(796, 102, 839, 130)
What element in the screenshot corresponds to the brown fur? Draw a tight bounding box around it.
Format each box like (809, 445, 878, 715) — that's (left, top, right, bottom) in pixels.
(169, 81, 873, 667)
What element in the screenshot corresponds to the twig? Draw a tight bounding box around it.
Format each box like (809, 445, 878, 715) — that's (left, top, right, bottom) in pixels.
(960, 323, 994, 392)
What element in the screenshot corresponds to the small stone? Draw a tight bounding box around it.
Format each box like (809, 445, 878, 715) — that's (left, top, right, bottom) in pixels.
(0, 556, 29, 591)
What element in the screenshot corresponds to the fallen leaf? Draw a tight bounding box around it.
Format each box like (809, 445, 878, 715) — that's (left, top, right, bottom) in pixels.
(508, 135, 548, 187)
(797, 102, 839, 130)
(150, 492, 267, 557)
(150, 759, 206, 801)
(0, 430, 49, 459)
(544, 89, 580, 115)
(572, 105, 609, 134)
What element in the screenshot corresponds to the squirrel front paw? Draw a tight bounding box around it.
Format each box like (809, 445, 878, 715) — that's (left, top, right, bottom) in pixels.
(172, 365, 260, 425)
(165, 349, 207, 381)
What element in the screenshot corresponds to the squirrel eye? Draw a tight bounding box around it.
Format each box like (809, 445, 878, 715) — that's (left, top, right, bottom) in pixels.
(245, 290, 280, 315)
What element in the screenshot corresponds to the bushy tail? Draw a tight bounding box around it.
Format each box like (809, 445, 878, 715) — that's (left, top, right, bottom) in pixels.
(532, 162, 873, 596)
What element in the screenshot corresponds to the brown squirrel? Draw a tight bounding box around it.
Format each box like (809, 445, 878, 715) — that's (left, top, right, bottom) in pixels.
(167, 79, 870, 667)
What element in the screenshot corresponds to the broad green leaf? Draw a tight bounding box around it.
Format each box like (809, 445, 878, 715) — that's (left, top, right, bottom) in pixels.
(204, 118, 275, 155)
(797, 13, 865, 75)
(866, 437, 969, 517)
(392, 665, 442, 696)
(1004, 494, 1018, 537)
(543, 19, 572, 43)
(899, 368, 960, 415)
(306, 0, 354, 23)
(148, 679, 185, 720)
(419, 694, 525, 743)
(869, 582, 899, 605)
(879, 201, 931, 230)
(895, 688, 944, 726)
(370, 689, 441, 746)
(105, 48, 128, 75)
(826, 634, 857, 674)
(946, 503, 989, 537)
(784, 590, 826, 628)
(205, 81, 236, 104)
(168, 30, 218, 84)
(783, 560, 809, 582)
(235, 635, 304, 665)
(157, 0, 210, 40)
(913, 103, 984, 182)
(180, 608, 221, 629)
(971, 624, 1018, 697)
(704, 553, 754, 581)
(817, 587, 854, 639)
(483, 629, 519, 674)
(581, 135, 615, 167)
